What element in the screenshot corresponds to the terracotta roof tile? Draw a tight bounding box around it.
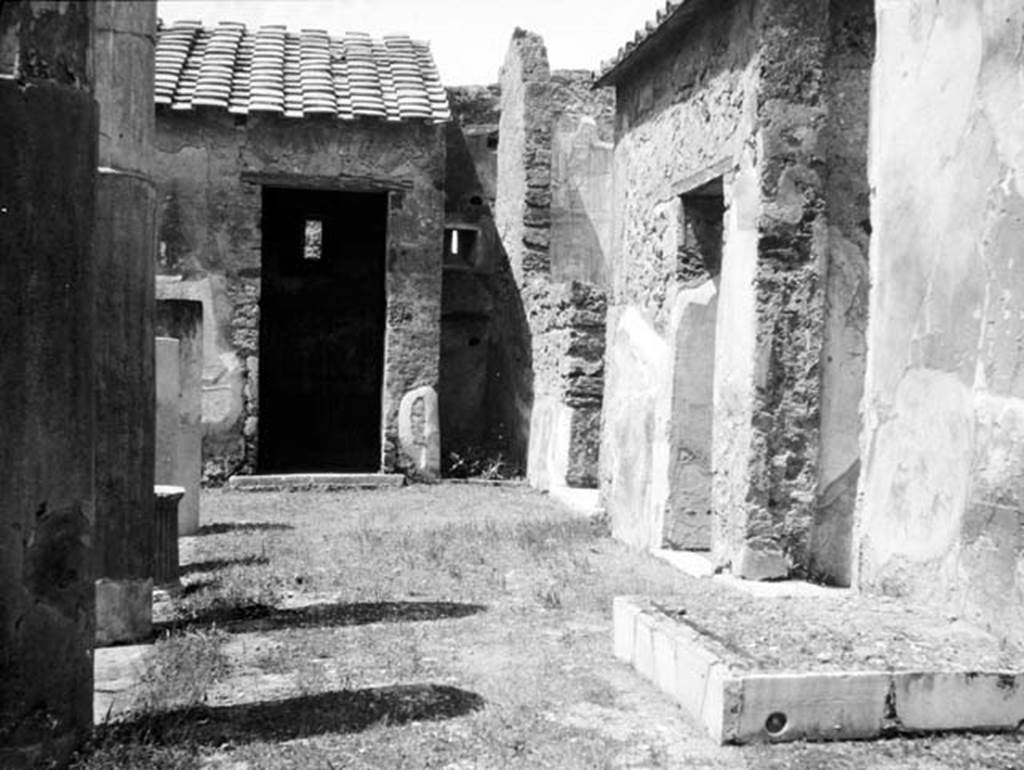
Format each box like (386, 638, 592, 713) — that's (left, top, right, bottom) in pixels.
(596, 1, 700, 86)
(155, 20, 450, 122)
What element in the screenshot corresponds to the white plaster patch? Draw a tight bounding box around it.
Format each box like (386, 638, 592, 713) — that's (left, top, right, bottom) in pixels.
(397, 385, 440, 477)
(858, 369, 973, 568)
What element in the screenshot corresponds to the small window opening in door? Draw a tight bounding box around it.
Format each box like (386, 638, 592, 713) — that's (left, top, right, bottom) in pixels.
(303, 219, 323, 261)
(444, 227, 478, 268)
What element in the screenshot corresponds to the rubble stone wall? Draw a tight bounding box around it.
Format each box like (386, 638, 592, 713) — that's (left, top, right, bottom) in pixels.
(602, 0, 761, 550)
(153, 112, 445, 479)
(496, 30, 612, 490)
(727, 0, 832, 577)
(856, 0, 1024, 644)
(605, 0, 873, 583)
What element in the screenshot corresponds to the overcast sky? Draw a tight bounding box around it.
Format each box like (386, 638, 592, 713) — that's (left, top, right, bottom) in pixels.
(156, 0, 659, 85)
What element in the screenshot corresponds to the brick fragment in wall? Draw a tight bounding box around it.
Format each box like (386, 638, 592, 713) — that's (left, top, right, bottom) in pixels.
(523, 206, 552, 228)
(524, 186, 552, 209)
(521, 249, 550, 274)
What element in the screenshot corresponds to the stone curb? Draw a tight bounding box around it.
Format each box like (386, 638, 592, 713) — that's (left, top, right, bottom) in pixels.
(613, 596, 1024, 744)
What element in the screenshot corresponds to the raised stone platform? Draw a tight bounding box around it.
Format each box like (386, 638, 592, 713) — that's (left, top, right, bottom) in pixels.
(227, 473, 405, 491)
(614, 595, 1024, 744)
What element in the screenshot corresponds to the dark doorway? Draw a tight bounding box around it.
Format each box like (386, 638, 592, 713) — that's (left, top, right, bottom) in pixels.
(662, 177, 725, 551)
(258, 187, 388, 472)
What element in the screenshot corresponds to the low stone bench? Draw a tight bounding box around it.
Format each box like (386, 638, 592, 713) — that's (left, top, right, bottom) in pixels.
(153, 485, 185, 588)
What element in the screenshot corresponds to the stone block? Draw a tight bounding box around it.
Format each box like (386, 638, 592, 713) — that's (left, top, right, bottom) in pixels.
(727, 672, 890, 743)
(893, 672, 1024, 733)
(95, 577, 153, 647)
(155, 299, 203, 535)
(612, 595, 640, 663)
(734, 545, 788, 581)
(663, 508, 713, 550)
(397, 386, 441, 478)
(633, 611, 657, 681)
(154, 336, 181, 497)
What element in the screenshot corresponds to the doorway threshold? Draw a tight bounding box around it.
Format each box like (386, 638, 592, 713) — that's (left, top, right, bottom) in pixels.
(227, 473, 404, 491)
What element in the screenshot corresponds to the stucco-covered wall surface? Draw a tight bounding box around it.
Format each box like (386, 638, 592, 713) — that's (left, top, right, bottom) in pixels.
(856, 0, 1024, 643)
(550, 71, 615, 286)
(153, 112, 445, 479)
(496, 30, 612, 491)
(810, 0, 874, 585)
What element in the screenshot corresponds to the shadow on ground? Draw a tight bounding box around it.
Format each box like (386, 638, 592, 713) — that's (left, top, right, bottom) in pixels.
(181, 555, 271, 573)
(157, 600, 487, 634)
(96, 684, 485, 745)
(193, 522, 294, 536)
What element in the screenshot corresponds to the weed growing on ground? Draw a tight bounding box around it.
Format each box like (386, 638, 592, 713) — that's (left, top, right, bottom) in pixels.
(131, 628, 230, 713)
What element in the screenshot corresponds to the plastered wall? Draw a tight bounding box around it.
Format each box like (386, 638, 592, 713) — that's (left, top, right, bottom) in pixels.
(856, 0, 1024, 643)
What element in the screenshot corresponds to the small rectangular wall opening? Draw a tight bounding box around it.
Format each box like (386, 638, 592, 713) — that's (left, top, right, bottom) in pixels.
(677, 177, 725, 285)
(258, 187, 388, 473)
(444, 226, 479, 268)
(663, 176, 725, 551)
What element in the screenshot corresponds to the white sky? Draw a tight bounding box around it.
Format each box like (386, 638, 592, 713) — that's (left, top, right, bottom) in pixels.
(156, 0, 660, 85)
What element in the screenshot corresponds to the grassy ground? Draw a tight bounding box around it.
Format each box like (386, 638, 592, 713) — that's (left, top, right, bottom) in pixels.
(73, 484, 1024, 769)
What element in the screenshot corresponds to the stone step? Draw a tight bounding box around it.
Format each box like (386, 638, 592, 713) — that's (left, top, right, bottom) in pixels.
(227, 473, 405, 491)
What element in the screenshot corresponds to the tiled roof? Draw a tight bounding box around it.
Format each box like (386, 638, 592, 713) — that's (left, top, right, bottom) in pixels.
(596, 1, 699, 86)
(154, 20, 450, 123)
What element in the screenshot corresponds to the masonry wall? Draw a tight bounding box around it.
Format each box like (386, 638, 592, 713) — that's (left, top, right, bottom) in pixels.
(604, 0, 873, 582)
(441, 85, 531, 475)
(153, 113, 445, 479)
(856, 0, 1024, 643)
(0, 2, 97, 764)
(601, 0, 761, 551)
(809, 0, 874, 585)
(496, 30, 612, 491)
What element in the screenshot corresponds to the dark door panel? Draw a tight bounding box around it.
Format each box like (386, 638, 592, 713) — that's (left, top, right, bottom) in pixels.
(258, 187, 387, 472)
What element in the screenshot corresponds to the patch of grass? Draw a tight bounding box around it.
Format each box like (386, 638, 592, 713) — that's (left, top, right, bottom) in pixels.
(131, 628, 230, 714)
(79, 484, 1024, 769)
